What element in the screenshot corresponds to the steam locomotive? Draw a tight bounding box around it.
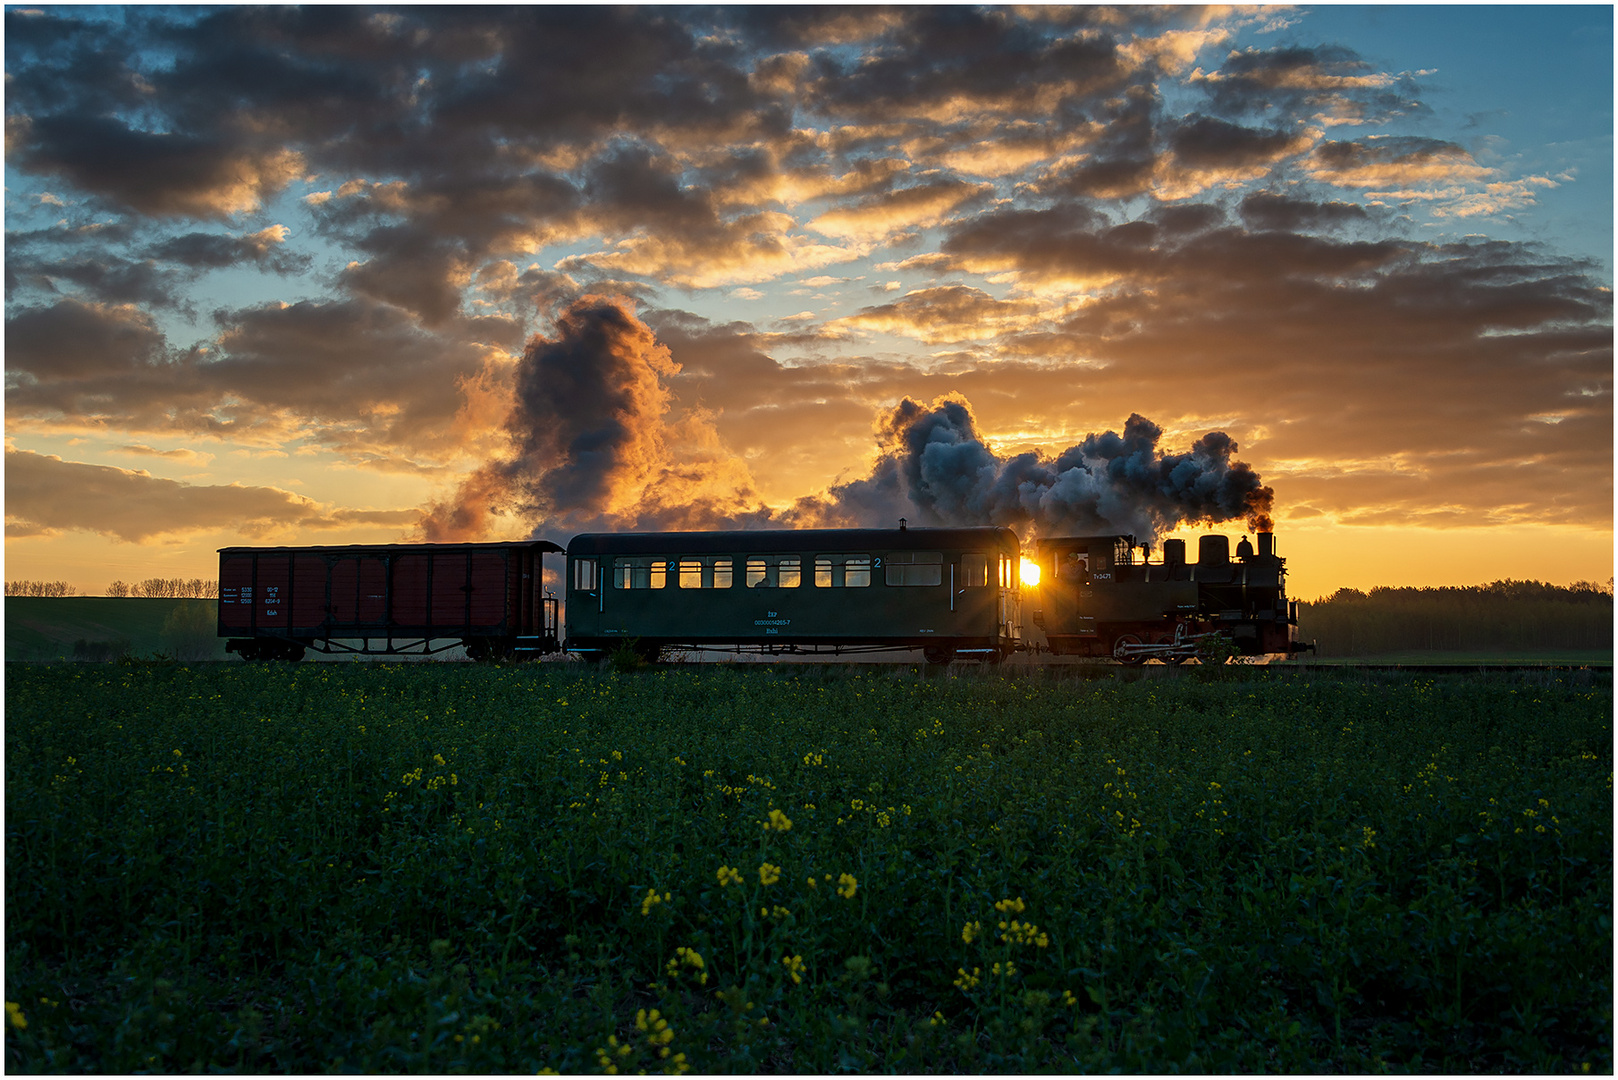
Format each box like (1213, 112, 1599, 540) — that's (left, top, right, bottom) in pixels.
(217, 524, 1307, 664)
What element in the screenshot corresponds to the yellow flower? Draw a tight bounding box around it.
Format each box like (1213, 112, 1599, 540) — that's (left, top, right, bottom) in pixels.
(993, 896, 1026, 914)
(962, 920, 982, 944)
(781, 954, 806, 984)
(953, 967, 981, 991)
(640, 888, 667, 916)
(5, 1002, 24, 1030)
(716, 865, 743, 887)
(836, 872, 857, 899)
(758, 862, 782, 886)
(762, 808, 793, 832)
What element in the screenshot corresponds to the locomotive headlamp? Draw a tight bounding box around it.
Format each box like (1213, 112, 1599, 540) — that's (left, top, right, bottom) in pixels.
(1019, 557, 1041, 588)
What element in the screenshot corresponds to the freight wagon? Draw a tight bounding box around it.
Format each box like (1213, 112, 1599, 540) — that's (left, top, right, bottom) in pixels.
(217, 540, 562, 660)
(564, 525, 1024, 662)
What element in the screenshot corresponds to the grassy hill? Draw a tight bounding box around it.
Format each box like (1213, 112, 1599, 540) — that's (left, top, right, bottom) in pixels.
(5, 598, 227, 662)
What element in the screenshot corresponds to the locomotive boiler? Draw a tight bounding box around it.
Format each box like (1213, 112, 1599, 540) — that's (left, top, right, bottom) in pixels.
(1027, 530, 1308, 663)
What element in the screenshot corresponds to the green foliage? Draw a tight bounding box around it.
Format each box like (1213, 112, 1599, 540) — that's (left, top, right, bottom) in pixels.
(5, 598, 228, 662)
(160, 601, 218, 662)
(1298, 580, 1614, 656)
(5, 663, 1611, 1072)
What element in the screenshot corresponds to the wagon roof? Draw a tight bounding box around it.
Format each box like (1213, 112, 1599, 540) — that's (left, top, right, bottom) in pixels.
(566, 526, 1019, 556)
(218, 539, 565, 555)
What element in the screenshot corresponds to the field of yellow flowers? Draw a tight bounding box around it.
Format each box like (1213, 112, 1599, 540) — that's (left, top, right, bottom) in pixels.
(5, 661, 1611, 1072)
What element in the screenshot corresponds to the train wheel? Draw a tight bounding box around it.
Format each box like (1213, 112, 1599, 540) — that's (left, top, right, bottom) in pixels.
(1154, 634, 1187, 665)
(1112, 634, 1146, 665)
(923, 646, 956, 666)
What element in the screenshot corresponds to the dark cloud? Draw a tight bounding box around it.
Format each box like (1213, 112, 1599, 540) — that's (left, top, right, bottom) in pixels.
(145, 227, 312, 274)
(5, 254, 182, 309)
(6, 295, 509, 467)
(1194, 44, 1426, 124)
(1307, 136, 1486, 188)
(4, 447, 415, 543)
(9, 113, 304, 219)
(1238, 191, 1375, 232)
(1166, 114, 1305, 170)
(5, 298, 168, 381)
(2, 6, 1606, 548)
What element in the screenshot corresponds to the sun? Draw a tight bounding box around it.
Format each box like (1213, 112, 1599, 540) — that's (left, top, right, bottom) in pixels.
(1019, 557, 1042, 588)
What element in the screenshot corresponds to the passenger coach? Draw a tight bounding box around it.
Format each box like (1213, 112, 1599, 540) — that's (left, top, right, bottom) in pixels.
(565, 526, 1024, 662)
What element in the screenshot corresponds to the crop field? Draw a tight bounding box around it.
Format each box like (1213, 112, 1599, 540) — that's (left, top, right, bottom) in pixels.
(5, 661, 1611, 1073)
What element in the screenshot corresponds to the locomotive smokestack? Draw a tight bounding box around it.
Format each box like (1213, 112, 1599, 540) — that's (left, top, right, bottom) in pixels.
(1257, 531, 1274, 558)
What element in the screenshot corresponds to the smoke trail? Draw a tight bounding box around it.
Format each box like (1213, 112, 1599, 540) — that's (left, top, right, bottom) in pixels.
(794, 395, 1273, 541)
(419, 295, 770, 539)
(420, 304, 1274, 542)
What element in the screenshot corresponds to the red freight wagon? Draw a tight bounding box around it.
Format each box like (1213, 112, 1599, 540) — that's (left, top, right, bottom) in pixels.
(217, 541, 564, 660)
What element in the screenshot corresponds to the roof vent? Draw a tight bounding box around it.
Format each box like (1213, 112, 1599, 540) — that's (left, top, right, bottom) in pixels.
(898, 517, 908, 531)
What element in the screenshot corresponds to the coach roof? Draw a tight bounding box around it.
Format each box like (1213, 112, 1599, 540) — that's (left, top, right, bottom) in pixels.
(566, 526, 1019, 557)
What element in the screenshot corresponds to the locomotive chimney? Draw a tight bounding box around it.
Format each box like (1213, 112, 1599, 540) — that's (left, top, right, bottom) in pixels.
(1163, 538, 1186, 566)
(1257, 531, 1274, 559)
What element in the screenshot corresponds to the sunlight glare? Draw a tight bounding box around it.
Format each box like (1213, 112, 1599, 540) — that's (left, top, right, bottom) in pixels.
(1019, 557, 1041, 588)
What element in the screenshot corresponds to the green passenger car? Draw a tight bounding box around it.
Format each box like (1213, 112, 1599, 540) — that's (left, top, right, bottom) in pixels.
(565, 527, 1024, 662)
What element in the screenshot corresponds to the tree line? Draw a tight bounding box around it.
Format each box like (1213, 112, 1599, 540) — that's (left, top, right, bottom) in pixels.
(5, 579, 219, 598)
(1297, 579, 1614, 656)
(107, 578, 220, 599)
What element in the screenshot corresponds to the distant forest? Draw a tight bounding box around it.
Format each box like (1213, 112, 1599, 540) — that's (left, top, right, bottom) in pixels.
(1297, 580, 1613, 656)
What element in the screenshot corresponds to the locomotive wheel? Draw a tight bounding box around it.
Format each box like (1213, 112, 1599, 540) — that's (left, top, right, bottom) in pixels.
(923, 646, 956, 666)
(1154, 634, 1187, 665)
(1112, 634, 1146, 666)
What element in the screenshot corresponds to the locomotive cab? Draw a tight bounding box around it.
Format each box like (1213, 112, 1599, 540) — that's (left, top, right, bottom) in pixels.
(1030, 530, 1305, 663)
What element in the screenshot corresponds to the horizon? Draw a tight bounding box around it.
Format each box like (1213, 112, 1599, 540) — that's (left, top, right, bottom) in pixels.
(5, 7, 1612, 599)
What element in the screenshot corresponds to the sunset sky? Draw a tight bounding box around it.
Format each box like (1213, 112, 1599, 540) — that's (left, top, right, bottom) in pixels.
(5, 5, 1612, 601)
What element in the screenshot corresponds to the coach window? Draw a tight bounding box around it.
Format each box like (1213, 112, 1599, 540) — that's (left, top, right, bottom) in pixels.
(747, 555, 801, 588)
(712, 557, 734, 589)
(574, 558, 598, 591)
(814, 554, 872, 587)
(962, 552, 989, 587)
(679, 559, 703, 589)
(885, 550, 943, 586)
(615, 557, 669, 589)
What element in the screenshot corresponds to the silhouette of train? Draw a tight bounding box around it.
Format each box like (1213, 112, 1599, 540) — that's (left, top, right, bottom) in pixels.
(217, 524, 1308, 664)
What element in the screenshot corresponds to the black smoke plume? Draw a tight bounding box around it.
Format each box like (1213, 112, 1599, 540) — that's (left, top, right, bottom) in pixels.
(794, 395, 1274, 541)
(420, 295, 768, 539)
(420, 302, 1273, 542)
